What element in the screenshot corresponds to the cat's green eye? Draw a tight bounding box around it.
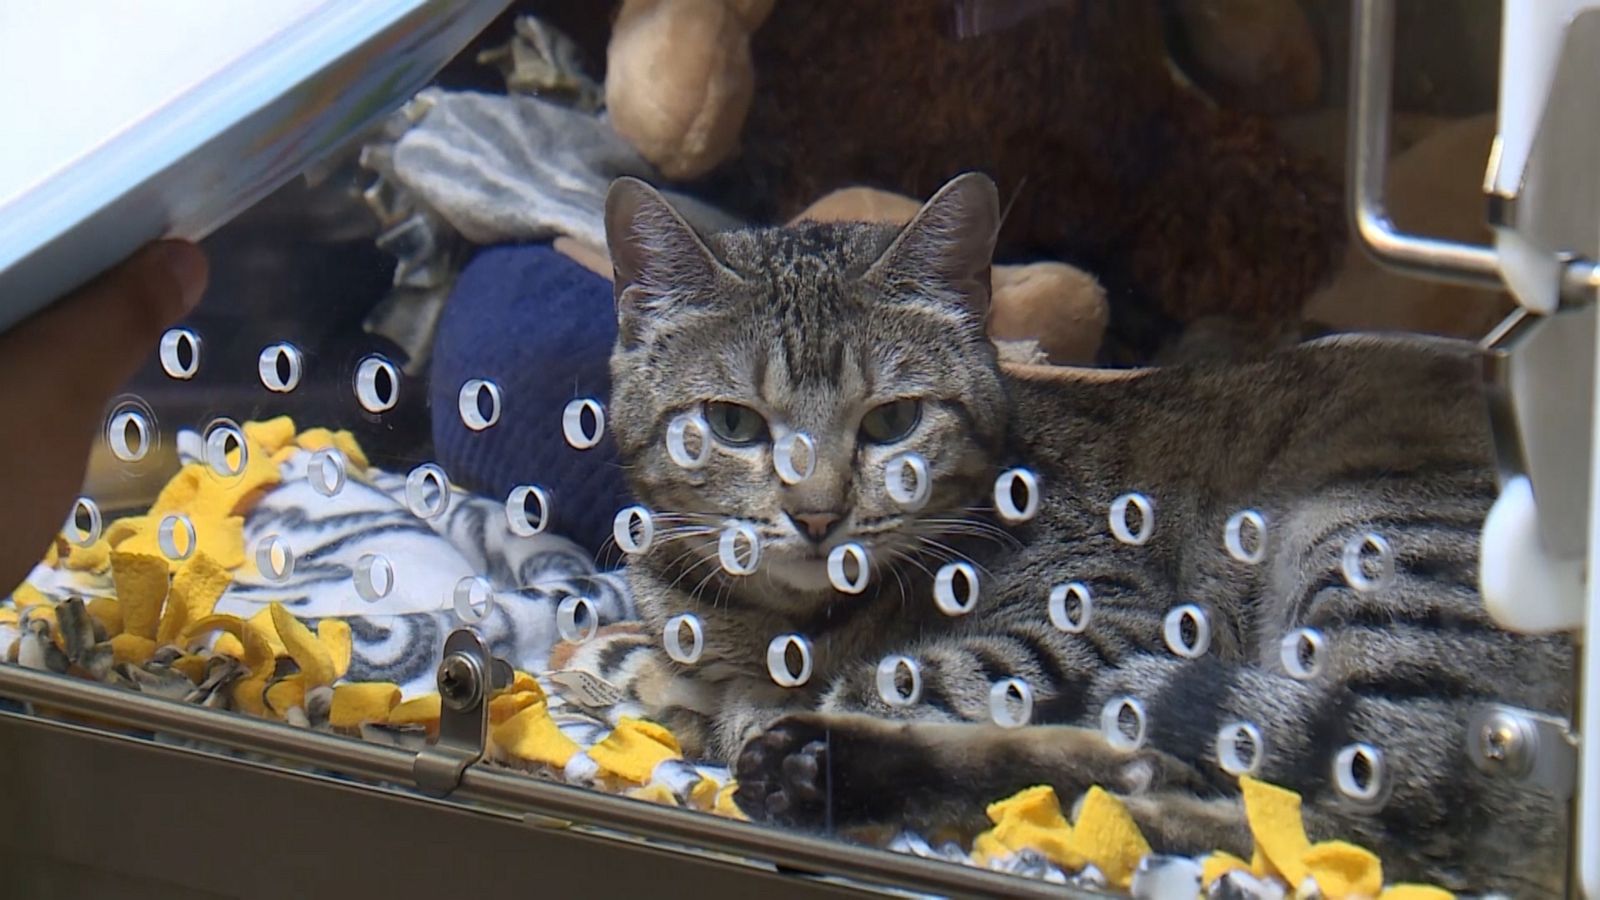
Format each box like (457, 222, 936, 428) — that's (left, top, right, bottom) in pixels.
(860, 399, 922, 444)
(705, 401, 770, 445)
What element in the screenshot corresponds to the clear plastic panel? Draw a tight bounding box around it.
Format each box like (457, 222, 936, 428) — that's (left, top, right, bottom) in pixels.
(0, 3, 1574, 898)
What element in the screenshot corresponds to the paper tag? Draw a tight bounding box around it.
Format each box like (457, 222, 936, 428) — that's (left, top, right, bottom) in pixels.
(547, 669, 625, 709)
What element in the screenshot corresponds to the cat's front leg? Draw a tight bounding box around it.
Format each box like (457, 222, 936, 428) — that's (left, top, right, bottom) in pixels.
(732, 629, 1122, 829)
(734, 712, 1208, 835)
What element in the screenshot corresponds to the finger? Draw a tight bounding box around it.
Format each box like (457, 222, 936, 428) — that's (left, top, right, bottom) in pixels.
(0, 241, 206, 592)
(10, 240, 208, 408)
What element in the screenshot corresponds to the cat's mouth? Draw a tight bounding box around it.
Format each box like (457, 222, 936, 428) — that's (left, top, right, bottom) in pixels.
(758, 532, 896, 594)
(762, 552, 850, 593)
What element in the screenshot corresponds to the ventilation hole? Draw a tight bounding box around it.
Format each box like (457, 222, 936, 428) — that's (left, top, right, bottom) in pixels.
(158, 328, 201, 379)
(1224, 509, 1267, 564)
(258, 343, 303, 393)
(1217, 721, 1264, 776)
(666, 412, 711, 469)
(404, 464, 450, 520)
(884, 451, 931, 510)
(308, 449, 346, 497)
(353, 554, 393, 602)
(505, 485, 550, 537)
(124, 418, 142, 450)
(773, 431, 816, 485)
(1333, 743, 1386, 805)
(1280, 627, 1325, 680)
(613, 506, 654, 554)
(354, 355, 400, 413)
(765, 634, 813, 688)
(65, 497, 101, 547)
(1341, 531, 1395, 592)
(457, 379, 501, 431)
(1162, 604, 1211, 659)
(556, 595, 599, 644)
(562, 398, 605, 450)
(993, 468, 1040, 523)
(875, 654, 922, 707)
(988, 677, 1033, 728)
(255, 535, 295, 582)
(933, 561, 980, 616)
(1100, 696, 1148, 751)
(105, 402, 155, 463)
(1048, 582, 1092, 633)
(202, 419, 247, 478)
(663, 613, 704, 664)
(717, 524, 761, 575)
(157, 514, 196, 561)
(827, 542, 870, 594)
(1109, 492, 1154, 545)
(452, 576, 494, 624)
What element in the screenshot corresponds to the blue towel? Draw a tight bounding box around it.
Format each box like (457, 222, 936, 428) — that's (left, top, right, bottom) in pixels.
(431, 243, 633, 562)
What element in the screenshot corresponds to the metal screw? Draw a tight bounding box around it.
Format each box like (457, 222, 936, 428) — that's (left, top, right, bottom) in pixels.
(1478, 709, 1533, 776)
(437, 652, 482, 711)
(1484, 725, 1512, 761)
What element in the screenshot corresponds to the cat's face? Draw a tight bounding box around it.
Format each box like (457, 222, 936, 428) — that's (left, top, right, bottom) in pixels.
(605, 174, 1007, 599)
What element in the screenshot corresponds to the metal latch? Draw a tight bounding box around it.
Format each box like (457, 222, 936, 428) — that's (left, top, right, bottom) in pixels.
(412, 628, 512, 797)
(1466, 703, 1578, 800)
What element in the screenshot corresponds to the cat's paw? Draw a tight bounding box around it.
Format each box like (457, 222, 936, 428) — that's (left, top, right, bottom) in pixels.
(733, 713, 835, 828)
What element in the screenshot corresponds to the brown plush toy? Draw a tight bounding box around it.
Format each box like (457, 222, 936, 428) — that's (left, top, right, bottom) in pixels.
(795, 187, 1108, 365)
(604, 0, 773, 181)
(603, 0, 1342, 363)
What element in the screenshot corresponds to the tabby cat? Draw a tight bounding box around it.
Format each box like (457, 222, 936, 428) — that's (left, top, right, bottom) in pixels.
(570, 173, 1572, 895)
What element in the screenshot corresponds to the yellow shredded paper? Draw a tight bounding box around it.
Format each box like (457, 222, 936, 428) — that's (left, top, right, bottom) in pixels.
(588, 717, 683, 784)
(1070, 787, 1152, 888)
(1305, 841, 1384, 899)
(1241, 775, 1312, 886)
(492, 702, 579, 769)
(971, 785, 1084, 870)
(329, 683, 402, 728)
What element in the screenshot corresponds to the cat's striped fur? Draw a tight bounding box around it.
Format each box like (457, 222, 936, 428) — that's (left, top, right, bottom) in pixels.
(569, 174, 1573, 894)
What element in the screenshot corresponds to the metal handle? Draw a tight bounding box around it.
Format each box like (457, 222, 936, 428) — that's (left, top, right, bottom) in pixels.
(1348, 0, 1504, 290)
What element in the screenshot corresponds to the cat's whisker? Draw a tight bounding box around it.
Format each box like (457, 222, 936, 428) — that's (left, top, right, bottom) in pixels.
(886, 546, 938, 583)
(918, 515, 1023, 549)
(931, 517, 1018, 542)
(659, 531, 716, 566)
(711, 575, 734, 612)
(688, 562, 725, 607)
(915, 535, 997, 581)
(665, 543, 723, 596)
(592, 505, 722, 563)
(887, 559, 911, 609)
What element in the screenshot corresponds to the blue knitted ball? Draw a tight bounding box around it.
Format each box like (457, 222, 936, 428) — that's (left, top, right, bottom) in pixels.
(431, 243, 633, 562)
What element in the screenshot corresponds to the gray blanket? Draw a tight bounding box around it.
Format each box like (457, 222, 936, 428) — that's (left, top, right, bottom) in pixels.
(391, 89, 741, 250)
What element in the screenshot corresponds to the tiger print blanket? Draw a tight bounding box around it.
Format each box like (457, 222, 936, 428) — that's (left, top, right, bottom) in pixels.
(14, 426, 633, 699)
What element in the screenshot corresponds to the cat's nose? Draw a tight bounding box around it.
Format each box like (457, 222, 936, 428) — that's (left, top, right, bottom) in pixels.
(786, 510, 843, 543)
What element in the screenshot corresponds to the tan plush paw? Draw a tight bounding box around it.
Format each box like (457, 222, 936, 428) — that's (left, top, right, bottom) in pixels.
(605, 0, 774, 180)
(989, 261, 1107, 365)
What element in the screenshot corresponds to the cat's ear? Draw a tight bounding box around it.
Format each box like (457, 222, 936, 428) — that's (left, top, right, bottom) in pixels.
(604, 177, 737, 346)
(864, 172, 1000, 317)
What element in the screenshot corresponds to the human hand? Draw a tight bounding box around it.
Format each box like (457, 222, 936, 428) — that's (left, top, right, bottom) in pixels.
(0, 241, 208, 593)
